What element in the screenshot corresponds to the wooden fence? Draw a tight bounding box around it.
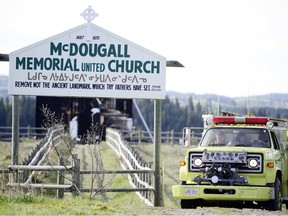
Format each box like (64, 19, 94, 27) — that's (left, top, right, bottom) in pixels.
(5, 126, 156, 206)
(0, 126, 203, 145)
(4, 126, 203, 206)
(125, 128, 203, 145)
(0, 126, 48, 141)
(106, 128, 155, 206)
(7, 126, 70, 196)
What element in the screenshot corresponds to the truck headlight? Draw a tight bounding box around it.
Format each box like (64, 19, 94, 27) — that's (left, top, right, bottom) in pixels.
(248, 158, 259, 168)
(193, 157, 203, 167)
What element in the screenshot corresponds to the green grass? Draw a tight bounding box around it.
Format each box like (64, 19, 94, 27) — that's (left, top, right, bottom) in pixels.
(131, 143, 188, 208)
(73, 143, 148, 205)
(0, 139, 39, 167)
(2, 140, 288, 215)
(0, 194, 137, 215)
(0, 140, 150, 215)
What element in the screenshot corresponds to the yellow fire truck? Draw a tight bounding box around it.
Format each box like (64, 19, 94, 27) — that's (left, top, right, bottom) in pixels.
(172, 115, 288, 210)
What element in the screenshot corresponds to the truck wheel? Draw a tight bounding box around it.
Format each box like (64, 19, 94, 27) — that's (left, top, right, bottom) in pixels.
(180, 200, 197, 209)
(265, 177, 282, 211)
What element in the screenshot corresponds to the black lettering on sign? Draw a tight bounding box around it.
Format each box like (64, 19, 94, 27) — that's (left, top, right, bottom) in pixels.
(76, 35, 85, 39)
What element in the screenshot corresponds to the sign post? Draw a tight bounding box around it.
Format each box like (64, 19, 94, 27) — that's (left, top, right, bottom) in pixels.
(154, 99, 163, 206)
(12, 95, 19, 165)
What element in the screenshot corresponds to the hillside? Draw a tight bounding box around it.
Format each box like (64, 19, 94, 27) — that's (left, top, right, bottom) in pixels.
(167, 91, 288, 109)
(2, 75, 288, 111)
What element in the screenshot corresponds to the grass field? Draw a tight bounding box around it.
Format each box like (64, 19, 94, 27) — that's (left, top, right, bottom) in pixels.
(0, 139, 188, 214)
(0, 139, 39, 167)
(1, 140, 288, 215)
(73, 142, 188, 208)
(131, 142, 187, 208)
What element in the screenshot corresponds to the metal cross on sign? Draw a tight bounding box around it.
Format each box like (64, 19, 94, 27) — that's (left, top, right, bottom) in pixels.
(80, 6, 98, 41)
(81, 5, 98, 23)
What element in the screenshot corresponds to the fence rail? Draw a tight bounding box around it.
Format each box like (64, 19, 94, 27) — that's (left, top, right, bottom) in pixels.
(106, 128, 154, 206)
(5, 127, 156, 206)
(0, 126, 48, 141)
(0, 126, 203, 145)
(7, 126, 73, 197)
(3, 126, 203, 206)
(123, 127, 203, 145)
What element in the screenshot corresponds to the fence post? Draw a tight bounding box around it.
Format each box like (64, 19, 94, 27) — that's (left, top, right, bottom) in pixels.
(143, 162, 148, 198)
(12, 95, 20, 166)
(166, 131, 169, 144)
(148, 162, 153, 202)
(57, 156, 65, 199)
(160, 166, 164, 206)
(170, 130, 174, 145)
(72, 154, 80, 197)
(153, 99, 163, 207)
(138, 130, 142, 145)
(27, 125, 31, 139)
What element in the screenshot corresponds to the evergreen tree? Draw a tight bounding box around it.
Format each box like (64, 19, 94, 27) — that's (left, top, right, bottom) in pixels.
(0, 98, 6, 126)
(186, 96, 194, 126)
(19, 96, 36, 126)
(0, 96, 35, 127)
(5, 97, 11, 126)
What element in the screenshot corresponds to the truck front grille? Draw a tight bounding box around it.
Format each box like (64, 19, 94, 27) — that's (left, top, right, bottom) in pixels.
(189, 152, 263, 173)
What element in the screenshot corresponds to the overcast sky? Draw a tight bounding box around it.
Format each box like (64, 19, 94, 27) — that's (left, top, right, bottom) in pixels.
(1, 0, 288, 97)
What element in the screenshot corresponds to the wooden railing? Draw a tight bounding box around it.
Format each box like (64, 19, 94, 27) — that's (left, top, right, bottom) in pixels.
(7, 126, 71, 198)
(4, 126, 203, 206)
(0, 126, 48, 141)
(5, 127, 155, 206)
(122, 127, 203, 145)
(0, 126, 203, 145)
(106, 128, 155, 206)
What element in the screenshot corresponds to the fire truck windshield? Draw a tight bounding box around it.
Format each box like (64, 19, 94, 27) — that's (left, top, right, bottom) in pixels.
(200, 128, 271, 148)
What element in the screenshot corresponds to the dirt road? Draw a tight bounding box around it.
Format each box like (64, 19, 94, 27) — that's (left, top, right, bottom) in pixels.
(132, 206, 287, 216)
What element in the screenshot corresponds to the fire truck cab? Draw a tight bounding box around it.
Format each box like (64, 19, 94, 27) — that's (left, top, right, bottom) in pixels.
(172, 115, 288, 210)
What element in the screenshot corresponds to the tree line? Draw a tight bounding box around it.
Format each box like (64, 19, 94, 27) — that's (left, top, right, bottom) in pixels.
(132, 96, 288, 132)
(1, 95, 288, 132)
(133, 96, 205, 132)
(0, 96, 35, 127)
(1, 95, 202, 131)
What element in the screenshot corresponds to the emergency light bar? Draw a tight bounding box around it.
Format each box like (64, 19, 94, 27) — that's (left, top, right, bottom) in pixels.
(213, 116, 269, 125)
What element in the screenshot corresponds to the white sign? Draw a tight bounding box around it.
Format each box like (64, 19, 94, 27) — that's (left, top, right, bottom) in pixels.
(9, 21, 166, 99)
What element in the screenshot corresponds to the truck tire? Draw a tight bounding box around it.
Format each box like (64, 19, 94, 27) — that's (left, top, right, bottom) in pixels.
(180, 200, 197, 209)
(264, 177, 282, 211)
(179, 181, 197, 209)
